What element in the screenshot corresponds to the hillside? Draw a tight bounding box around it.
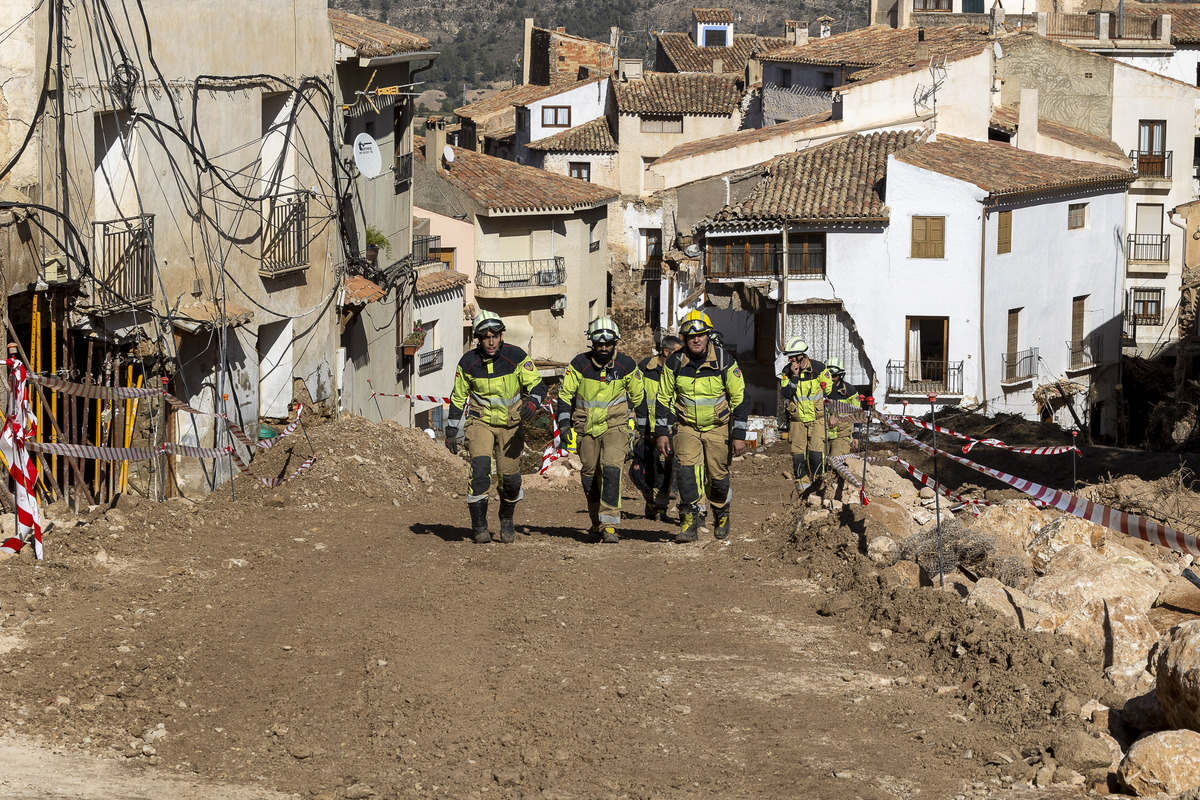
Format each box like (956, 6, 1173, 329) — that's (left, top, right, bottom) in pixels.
(332, 0, 870, 107)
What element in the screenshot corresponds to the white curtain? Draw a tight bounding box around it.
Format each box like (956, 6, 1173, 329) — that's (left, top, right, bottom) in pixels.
(784, 304, 872, 388)
(907, 325, 923, 381)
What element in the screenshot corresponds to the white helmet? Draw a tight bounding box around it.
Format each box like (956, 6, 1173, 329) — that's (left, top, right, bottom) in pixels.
(586, 316, 620, 344)
(783, 337, 808, 357)
(827, 356, 845, 376)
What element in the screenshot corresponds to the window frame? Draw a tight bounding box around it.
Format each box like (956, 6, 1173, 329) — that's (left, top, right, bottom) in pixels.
(639, 115, 684, 134)
(569, 161, 591, 182)
(1068, 203, 1087, 230)
(910, 215, 945, 259)
(1131, 288, 1164, 325)
(997, 210, 1012, 254)
(542, 106, 571, 128)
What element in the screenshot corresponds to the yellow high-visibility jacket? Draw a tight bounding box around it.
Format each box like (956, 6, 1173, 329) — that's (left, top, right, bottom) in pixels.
(781, 358, 831, 424)
(654, 344, 748, 439)
(447, 342, 546, 435)
(824, 378, 861, 440)
(556, 352, 647, 439)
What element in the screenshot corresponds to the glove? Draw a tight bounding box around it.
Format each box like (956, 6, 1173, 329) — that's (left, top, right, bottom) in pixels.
(518, 398, 539, 422)
(445, 436, 459, 455)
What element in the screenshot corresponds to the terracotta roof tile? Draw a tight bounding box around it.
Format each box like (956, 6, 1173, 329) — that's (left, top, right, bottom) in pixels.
(896, 134, 1134, 197)
(1128, 2, 1200, 43)
(656, 111, 833, 165)
(613, 72, 744, 116)
(416, 137, 617, 214)
(525, 117, 618, 153)
(344, 275, 386, 305)
(759, 25, 991, 70)
(656, 31, 789, 73)
(989, 106, 1127, 161)
(415, 269, 469, 298)
(709, 130, 920, 224)
(328, 10, 430, 58)
(693, 8, 734, 23)
(455, 83, 571, 120)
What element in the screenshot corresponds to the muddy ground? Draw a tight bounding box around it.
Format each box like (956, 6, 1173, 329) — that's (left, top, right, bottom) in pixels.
(1, 412, 1197, 799)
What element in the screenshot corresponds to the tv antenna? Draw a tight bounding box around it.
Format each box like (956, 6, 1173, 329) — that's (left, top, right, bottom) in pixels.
(912, 56, 948, 115)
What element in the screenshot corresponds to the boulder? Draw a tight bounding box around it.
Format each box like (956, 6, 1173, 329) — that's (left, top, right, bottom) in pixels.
(867, 535, 898, 565)
(1120, 690, 1169, 736)
(1118, 729, 1200, 796)
(1026, 515, 1107, 575)
(1027, 544, 1163, 616)
(863, 495, 914, 539)
(1152, 621, 1200, 733)
(1054, 596, 1160, 669)
(966, 501, 1054, 548)
(1106, 664, 1156, 700)
(1098, 541, 1170, 591)
(1052, 728, 1119, 774)
(966, 577, 1060, 633)
(880, 560, 922, 589)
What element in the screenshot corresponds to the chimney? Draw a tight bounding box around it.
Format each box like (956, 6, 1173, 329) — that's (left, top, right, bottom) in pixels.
(426, 116, 448, 173)
(557, 26, 565, 33)
(713, 57, 724, 75)
(1018, 87, 1038, 152)
(746, 55, 763, 87)
(523, 18, 534, 84)
(914, 27, 929, 63)
(785, 19, 810, 45)
(610, 25, 620, 52)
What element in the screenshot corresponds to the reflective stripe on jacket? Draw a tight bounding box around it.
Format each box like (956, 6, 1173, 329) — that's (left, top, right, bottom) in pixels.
(556, 352, 647, 439)
(654, 344, 748, 440)
(824, 379, 860, 439)
(639, 356, 664, 423)
(780, 358, 830, 423)
(447, 342, 546, 431)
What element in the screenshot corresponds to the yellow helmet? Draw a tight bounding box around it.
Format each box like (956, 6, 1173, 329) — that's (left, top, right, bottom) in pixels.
(783, 337, 808, 357)
(680, 310, 713, 336)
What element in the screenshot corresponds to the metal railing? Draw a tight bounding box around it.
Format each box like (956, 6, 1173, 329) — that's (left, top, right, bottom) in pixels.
(1067, 334, 1102, 370)
(394, 151, 413, 186)
(885, 359, 964, 396)
(912, 0, 952, 9)
(1127, 233, 1169, 262)
(412, 234, 441, 265)
(707, 243, 780, 278)
(788, 247, 826, 278)
(475, 257, 565, 290)
(1130, 149, 1172, 178)
(1111, 14, 1160, 40)
(94, 215, 155, 310)
(261, 191, 310, 275)
(1048, 12, 1097, 38)
(1001, 346, 1038, 383)
(642, 257, 663, 282)
(418, 347, 444, 375)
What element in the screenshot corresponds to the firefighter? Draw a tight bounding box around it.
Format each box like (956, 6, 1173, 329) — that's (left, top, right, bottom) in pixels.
(823, 357, 860, 458)
(637, 334, 683, 521)
(780, 337, 831, 492)
(445, 311, 547, 543)
(654, 310, 747, 543)
(557, 317, 647, 543)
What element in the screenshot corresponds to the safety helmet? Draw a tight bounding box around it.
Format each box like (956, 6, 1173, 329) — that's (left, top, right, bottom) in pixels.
(586, 316, 620, 344)
(472, 310, 505, 337)
(680, 309, 713, 336)
(783, 337, 809, 357)
(827, 356, 845, 376)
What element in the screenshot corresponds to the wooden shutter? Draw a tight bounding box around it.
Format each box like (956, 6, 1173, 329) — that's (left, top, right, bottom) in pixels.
(912, 216, 927, 257)
(997, 211, 1012, 254)
(1007, 309, 1019, 355)
(928, 217, 945, 258)
(1072, 296, 1086, 343)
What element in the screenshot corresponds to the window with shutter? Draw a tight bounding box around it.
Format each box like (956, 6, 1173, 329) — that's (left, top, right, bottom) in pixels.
(911, 216, 945, 258)
(997, 210, 1012, 254)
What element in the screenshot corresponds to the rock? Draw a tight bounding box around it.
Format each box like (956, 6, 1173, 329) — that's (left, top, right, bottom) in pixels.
(1027, 544, 1163, 616)
(566, 454, 582, 471)
(344, 783, 376, 799)
(1118, 729, 1200, 796)
(937, 572, 974, 600)
(1106, 664, 1156, 699)
(918, 487, 935, 500)
(1053, 729, 1116, 773)
(93, 548, 109, 564)
(817, 593, 858, 617)
(966, 578, 1060, 633)
(1098, 541, 1170, 590)
(1152, 621, 1200, 733)
(911, 508, 934, 526)
(863, 495, 914, 539)
(415, 466, 432, 485)
(1120, 690, 1169, 736)
(1054, 597, 1159, 669)
(867, 536, 898, 565)
(494, 770, 522, 788)
(881, 561, 922, 589)
(1027, 515, 1107, 575)
(264, 494, 285, 509)
(113, 493, 141, 512)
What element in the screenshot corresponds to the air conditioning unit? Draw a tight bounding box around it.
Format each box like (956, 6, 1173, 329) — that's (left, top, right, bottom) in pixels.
(551, 296, 567, 312)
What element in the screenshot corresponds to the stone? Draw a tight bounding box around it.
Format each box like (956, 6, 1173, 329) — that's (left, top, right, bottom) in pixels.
(494, 771, 522, 788)
(963, 500, 1053, 547)
(1054, 597, 1160, 669)
(1027, 545, 1163, 616)
(867, 535, 898, 565)
(1098, 541, 1169, 591)
(1106, 664, 1156, 699)
(1120, 690, 1169, 736)
(415, 466, 432, 485)
(966, 578, 1060, 633)
(1026, 515, 1107, 575)
(911, 508, 934, 526)
(344, 783, 375, 799)
(566, 455, 582, 471)
(1052, 729, 1116, 773)
(1152, 621, 1200, 733)
(863, 495, 914, 539)
(1118, 729, 1200, 796)
(937, 572, 974, 600)
(918, 487, 935, 500)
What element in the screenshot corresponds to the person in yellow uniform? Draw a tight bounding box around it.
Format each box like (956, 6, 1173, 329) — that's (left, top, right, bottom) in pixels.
(446, 311, 547, 543)
(557, 317, 647, 543)
(654, 310, 747, 543)
(637, 334, 682, 521)
(780, 337, 831, 492)
(823, 357, 861, 458)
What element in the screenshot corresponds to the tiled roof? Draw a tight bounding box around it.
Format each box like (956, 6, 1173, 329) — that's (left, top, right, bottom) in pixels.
(656, 110, 834, 165)
(344, 275, 386, 305)
(613, 72, 744, 115)
(328, 10, 430, 58)
(709, 130, 920, 224)
(759, 25, 991, 69)
(989, 106, 1127, 161)
(693, 8, 734, 23)
(1128, 2, 1200, 43)
(455, 83, 567, 120)
(175, 299, 254, 330)
(657, 31, 789, 73)
(415, 269, 469, 298)
(416, 137, 618, 214)
(525, 117, 618, 153)
(896, 134, 1134, 197)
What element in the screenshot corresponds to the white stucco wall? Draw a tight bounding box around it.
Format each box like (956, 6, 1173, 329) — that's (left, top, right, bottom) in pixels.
(540, 151, 619, 190)
(1113, 46, 1200, 89)
(412, 288, 466, 421)
(518, 78, 609, 152)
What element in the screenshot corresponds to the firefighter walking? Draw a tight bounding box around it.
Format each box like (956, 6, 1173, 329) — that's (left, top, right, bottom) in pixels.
(445, 311, 547, 543)
(556, 317, 647, 543)
(823, 357, 860, 458)
(781, 338, 831, 492)
(654, 310, 747, 543)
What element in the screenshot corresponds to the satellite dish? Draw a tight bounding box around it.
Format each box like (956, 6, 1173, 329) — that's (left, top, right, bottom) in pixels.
(684, 243, 701, 258)
(352, 133, 382, 178)
(993, 41, 1004, 59)
(443, 144, 455, 164)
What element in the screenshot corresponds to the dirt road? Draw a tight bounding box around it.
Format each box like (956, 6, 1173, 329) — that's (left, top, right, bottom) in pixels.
(0, 417, 1154, 798)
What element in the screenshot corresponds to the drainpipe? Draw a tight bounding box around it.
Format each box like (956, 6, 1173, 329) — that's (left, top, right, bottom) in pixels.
(979, 204, 989, 414)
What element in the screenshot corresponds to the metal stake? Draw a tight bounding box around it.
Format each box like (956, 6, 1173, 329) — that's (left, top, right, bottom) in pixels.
(367, 377, 385, 421)
(929, 393, 945, 588)
(859, 395, 873, 506)
(1071, 429, 1078, 488)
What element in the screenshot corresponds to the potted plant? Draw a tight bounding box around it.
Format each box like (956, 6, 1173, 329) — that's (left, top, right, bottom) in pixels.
(400, 324, 426, 357)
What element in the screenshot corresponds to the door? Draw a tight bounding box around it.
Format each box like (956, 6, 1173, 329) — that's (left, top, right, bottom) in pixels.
(1138, 120, 1167, 176)
(1134, 204, 1165, 261)
(904, 317, 948, 388)
(258, 320, 294, 418)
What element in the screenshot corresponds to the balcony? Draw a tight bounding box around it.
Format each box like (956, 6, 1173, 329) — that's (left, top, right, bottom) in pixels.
(93, 215, 155, 311)
(1127, 233, 1169, 264)
(412, 234, 441, 265)
(261, 191, 310, 277)
(418, 347, 444, 376)
(706, 243, 826, 279)
(1067, 334, 1102, 371)
(475, 257, 566, 298)
(394, 152, 413, 188)
(1130, 150, 1172, 179)
(886, 359, 964, 397)
(642, 257, 663, 283)
(1001, 346, 1038, 385)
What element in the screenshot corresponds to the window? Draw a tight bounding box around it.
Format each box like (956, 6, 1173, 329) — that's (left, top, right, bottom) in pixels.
(1007, 308, 1020, 357)
(516, 110, 527, 132)
(640, 116, 683, 134)
(569, 161, 591, 182)
(997, 210, 1012, 254)
(1137, 119, 1168, 177)
(1072, 295, 1086, 343)
(779, 68, 793, 89)
(911, 216, 945, 259)
(644, 229, 662, 267)
(703, 28, 728, 47)
(1068, 203, 1087, 230)
(1131, 288, 1164, 325)
(821, 71, 837, 90)
(542, 106, 570, 128)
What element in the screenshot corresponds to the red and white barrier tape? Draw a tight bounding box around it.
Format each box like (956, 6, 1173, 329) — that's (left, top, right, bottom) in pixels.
(368, 392, 453, 404)
(539, 401, 568, 474)
(893, 415, 1080, 456)
(0, 359, 42, 559)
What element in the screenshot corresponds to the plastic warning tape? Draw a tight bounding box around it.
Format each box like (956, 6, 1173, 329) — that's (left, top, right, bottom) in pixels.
(229, 450, 316, 487)
(28, 373, 163, 400)
(0, 359, 42, 559)
(827, 455, 864, 490)
(823, 398, 872, 423)
(28, 441, 233, 461)
(539, 400, 568, 474)
(368, 392, 453, 404)
(894, 415, 1080, 456)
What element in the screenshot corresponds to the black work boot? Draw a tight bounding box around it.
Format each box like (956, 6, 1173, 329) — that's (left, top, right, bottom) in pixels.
(498, 501, 517, 543)
(600, 525, 619, 544)
(713, 507, 730, 540)
(469, 499, 491, 543)
(675, 504, 700, 543)
(587, 503, 601, 538)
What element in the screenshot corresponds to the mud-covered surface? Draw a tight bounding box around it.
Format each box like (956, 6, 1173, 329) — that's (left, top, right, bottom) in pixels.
(0, 413, 1196, 799)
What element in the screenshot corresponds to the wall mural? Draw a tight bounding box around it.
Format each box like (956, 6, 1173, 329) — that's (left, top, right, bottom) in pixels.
(998, 37, 1114, 139)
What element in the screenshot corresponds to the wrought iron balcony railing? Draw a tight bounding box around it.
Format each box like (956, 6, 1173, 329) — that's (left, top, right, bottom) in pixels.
(1127, 233, 1169, 262)
(1001, 346, 1038, 383)
(94, 215, 155, 311)
(261, 191, 310, 276)
(1130, 150, 1172, 179)
(412, 234, 441, 265)
(418, 347, 444, 376)
(885, 359, 964, 396)
(394, 151, 413, 187)
(1067, 334, 1102, 370)
(475, 257, 566, 290)
(706, 244, 826, 279)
